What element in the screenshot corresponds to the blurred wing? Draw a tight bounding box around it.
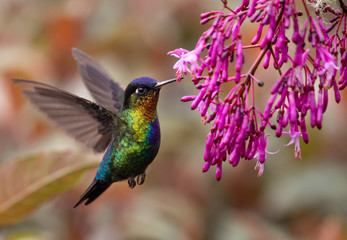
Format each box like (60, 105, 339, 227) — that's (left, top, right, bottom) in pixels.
(12, 79, 123, 153)
(72, 48, 124, 116)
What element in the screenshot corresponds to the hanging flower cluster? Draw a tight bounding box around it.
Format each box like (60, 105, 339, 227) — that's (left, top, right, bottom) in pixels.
(169, 0, 347, 180)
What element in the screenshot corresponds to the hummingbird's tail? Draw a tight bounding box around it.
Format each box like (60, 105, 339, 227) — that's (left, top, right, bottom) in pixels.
(73, 179, 111, 208)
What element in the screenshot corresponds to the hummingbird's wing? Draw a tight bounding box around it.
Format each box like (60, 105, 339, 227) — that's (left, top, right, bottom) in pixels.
(12, 79, 123, 153)
(72, 48, 125, 116)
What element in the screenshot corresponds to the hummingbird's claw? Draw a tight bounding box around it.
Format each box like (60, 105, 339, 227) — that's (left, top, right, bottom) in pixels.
(136, 172, 146, 185)
(128, 178, 136, 189)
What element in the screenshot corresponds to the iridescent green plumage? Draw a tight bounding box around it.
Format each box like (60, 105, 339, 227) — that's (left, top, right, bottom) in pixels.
(95, 78, 161, 183)
(12, 48, 175, 207)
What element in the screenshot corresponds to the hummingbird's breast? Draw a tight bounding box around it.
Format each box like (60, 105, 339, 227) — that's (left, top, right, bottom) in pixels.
(96, 108, 160, 182)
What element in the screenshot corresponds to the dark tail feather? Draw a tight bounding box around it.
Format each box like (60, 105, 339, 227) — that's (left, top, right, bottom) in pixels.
(73, 180, 111, 208)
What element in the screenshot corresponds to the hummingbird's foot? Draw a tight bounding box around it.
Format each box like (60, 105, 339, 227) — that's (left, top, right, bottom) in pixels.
(128, 178, 136, 189)
(136, 172, 146, 185)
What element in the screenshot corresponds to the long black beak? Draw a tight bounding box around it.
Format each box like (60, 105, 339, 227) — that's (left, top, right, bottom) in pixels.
(154, 78, 177, 90)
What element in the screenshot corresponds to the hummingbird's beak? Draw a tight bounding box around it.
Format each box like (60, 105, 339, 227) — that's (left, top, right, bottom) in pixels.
(154, 78, 178, 90)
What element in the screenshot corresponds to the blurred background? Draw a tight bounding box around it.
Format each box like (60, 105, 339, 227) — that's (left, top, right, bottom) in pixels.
(1, 0, 347, 239)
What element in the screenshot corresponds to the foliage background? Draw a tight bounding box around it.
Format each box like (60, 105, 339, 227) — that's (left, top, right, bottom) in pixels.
(0, 0, 347, 239)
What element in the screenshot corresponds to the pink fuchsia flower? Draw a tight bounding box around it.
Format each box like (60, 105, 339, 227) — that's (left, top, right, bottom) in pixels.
(339, 51, 347, 90)
(168, 48, 200, 79)
(253, 133, 280, 177)
(283, 126, 302, 160)
(168, 40, 206, 79)
(316, 45, 339, 85)
(254, 161, 264, 177)
(170, 0, 347, 180)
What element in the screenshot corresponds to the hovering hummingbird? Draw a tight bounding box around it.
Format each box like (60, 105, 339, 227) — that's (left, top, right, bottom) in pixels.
(12, 48, 176, 207)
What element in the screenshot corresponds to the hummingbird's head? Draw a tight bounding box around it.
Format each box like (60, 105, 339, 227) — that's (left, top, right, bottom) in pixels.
(122, 77, 175, 111)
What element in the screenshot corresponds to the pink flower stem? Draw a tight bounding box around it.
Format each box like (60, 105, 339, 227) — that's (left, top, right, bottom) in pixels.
(246, 1, 285, 82)
(221, 0, 236, 14)
(335, 13, 344, 33)
(301, 0, 311, 17)
(269, 45, 283, 76)
(243, 44, 261, 49)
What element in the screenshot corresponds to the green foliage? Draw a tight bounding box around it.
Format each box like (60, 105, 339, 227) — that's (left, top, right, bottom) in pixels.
(0, 151, 99, 225)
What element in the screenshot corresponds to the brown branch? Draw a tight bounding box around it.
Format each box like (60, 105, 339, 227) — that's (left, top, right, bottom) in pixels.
(338, 0, 347, 14)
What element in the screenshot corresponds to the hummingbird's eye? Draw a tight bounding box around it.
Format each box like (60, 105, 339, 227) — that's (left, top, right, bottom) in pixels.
(135, 87, 147, 95)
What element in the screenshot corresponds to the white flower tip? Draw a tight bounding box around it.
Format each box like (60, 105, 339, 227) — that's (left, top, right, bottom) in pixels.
(255, 161, 264, 177)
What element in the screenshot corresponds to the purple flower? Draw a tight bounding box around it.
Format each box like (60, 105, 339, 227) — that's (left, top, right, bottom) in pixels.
(254, 161, 264, 177)
(253, 134, 279, 176)
(168, 47, 201, 79)
(284, 127, 302, 160)
(339, 51, 347, 90)
(316, 45, 339, 83)
(169, 0, 347, 180)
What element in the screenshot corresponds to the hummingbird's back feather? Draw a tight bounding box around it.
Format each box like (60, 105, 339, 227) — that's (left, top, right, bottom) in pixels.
(12, 79, 124, 153)
(72, 48, 125, 115)
(73, 179, 111, 207)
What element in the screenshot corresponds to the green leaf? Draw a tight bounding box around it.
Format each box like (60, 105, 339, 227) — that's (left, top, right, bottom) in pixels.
(0, 151, 99, 225)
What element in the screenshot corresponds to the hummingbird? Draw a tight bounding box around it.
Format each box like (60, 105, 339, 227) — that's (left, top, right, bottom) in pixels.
(12, 48, 176, 207)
